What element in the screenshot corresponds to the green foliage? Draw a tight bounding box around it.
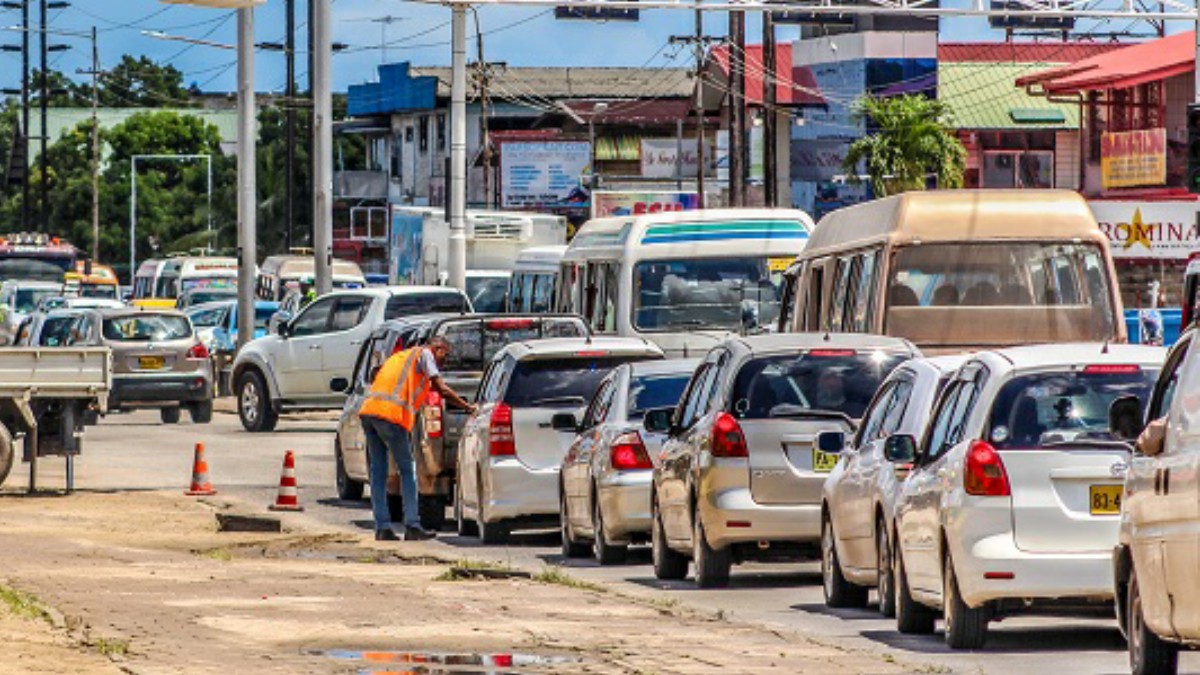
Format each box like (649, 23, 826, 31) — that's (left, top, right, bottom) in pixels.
(98, 56, 191, 108)
(841, 95, 967, 197)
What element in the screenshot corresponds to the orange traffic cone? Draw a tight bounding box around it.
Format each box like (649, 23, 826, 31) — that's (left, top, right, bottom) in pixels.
(185, 442, 217, 496)
(269, 451, 303, 512)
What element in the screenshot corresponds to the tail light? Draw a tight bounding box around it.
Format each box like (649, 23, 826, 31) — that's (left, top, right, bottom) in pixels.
(186, 342, 209, 360)
(964, 440, 1010, 496)
(485, 318, 534, 330)
(711, 412, 749, 458)
(423, 390, 444, 439)
(488, 403, 516, 456)
(1082, 364, 1141, 375)
(610, 431, 652, 470)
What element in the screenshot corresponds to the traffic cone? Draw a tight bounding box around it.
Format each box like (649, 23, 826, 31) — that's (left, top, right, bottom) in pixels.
(269, 451, 303, 512)
(185, 442, 217, 496)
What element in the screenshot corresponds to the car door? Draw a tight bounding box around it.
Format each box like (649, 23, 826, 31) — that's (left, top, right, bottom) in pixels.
(339, 334, 387, 482)
(565, 378, 615, 531)
(659, 357, 720, 544)
(1157, 336, 1200, 636)
(321, 295, 375, 400)
(460, 356, 512, 517)
(835, 379, 900, 571)
(275, 296, 336, 399)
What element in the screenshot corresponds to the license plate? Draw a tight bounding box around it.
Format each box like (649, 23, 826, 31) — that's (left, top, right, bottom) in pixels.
(812, 449, 839, 473)
(138, 355, 165, 370)
(1089, 484, 1123, 515)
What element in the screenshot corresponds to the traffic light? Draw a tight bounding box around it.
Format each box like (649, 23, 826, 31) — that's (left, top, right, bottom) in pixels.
(1188, 103, 1200, 193)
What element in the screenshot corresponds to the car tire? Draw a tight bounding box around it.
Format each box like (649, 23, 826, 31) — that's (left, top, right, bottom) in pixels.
(560, 489, 589, 558)
(895, 546, 936, 635)
(1129, 569, 1179, 675)
(0, 424, 13, 488)
(334, 438, 364, 501)
(592, 490, 627, 565)
(693, 512, 732, 589)
(943, 553, 989, 649)
(189, 400, 214, 424)
(419, 495, 448, 532)
(652, 500, 688, 581)
(822, 513, 868, 608)
(237, 369, 278, 432)
(877, 519, 896, 618)
(477, 477, 509, 545)
(160, 406, 181, 424)
(455, 481, 477, 537)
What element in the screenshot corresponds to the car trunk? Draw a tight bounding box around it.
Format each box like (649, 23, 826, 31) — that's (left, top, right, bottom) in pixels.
(742, 418, 852, 506)
(511, 406, 585, 470)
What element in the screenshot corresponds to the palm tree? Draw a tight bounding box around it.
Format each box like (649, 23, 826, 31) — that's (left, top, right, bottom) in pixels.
(841, 94, 966, 197)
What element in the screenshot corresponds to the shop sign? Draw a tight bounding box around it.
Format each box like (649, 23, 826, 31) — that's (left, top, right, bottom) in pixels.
(1089, 200, 1200, 260)
(1100, 128, 1166, 190)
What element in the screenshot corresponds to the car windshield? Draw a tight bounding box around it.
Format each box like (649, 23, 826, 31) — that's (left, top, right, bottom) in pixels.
(181, 276, 236, 292)
(466, 276, 509, 313)
(103, 314, 192, 342)
(731, 351, 909, 420)
(438, 318, 587, 372)
(987, 368, 1157, 449)
(504, 357, 645, 408)
(16, 288, 60, 314)
(186, 290, 237, 305)
(80, 284, 117, 299)
(628, 373, 692, 418)
(385, 293, 469, 318)
(633, 256, 786, 333)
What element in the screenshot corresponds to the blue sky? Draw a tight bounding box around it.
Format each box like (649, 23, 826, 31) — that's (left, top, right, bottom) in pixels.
(0, 0, 1179, 95)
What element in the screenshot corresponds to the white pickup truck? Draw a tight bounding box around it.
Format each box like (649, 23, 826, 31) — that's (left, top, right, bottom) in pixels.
(0, 346, 111, 490)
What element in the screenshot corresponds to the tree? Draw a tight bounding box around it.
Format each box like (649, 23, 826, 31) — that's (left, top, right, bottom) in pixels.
(841, 95, 966, 198)
(98, 56, 191, 108)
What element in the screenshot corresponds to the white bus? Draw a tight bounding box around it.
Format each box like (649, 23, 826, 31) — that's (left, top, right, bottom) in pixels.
(555, 209, 814, 356)
(155, 256, 240, 299)
(506, 245, 567, 313)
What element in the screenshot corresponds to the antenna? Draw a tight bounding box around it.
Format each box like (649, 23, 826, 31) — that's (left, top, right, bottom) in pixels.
(1101, 339, 1110, 354)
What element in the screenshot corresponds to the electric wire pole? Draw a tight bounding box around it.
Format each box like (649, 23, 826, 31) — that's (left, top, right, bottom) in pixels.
(762, 10, 777, 207)
(21, 0, 29, 234)
(88, 26, 98, 258)
(285, 0, 295, 252)
(729, 9, 745, 207)
(670, 15, 722, 209)
(38, 0, 46, 234)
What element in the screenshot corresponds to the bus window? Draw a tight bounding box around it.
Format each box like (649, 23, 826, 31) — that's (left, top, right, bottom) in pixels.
(531, 274, 554, 313)
(839, 255, 863, 332)
(804, 262, 825, 331)
(851, 250, 878, 332)
(826, 257, 853, 332)
(584, 262, 618, 333)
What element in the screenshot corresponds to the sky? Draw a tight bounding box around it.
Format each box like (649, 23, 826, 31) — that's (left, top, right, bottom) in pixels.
(0, 0, 1183, 95)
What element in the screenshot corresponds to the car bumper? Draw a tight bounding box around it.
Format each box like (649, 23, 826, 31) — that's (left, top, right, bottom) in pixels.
(111, 373, 212, 407)
(699, 487, 821, 549)
(597, 470, 652, 542)
(954, 533, 1115, 607)
(483, 458, 559, 522)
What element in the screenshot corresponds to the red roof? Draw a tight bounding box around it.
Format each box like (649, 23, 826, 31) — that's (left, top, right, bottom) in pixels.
(939, 42, 1125, 64)
(1016, 31, 1195, 94)
(709, 43, 823, 106)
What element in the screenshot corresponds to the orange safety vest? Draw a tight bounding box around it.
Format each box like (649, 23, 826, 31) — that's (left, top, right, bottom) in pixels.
(359, 347, 432, 430)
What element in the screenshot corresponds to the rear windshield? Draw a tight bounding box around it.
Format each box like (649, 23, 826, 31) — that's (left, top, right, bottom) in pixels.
(39, 316, 81, 346)
(987, 369, 1156, 449)
(466, 277, 509, 313)
(385, 293, 468, 318)
(103, 314, 192, 341)
(628, 373, 692, 418)
(81, 285, 117, 299)
(504, 357, 646, 408)
(438, 318, 588, 372)
(731, 351, 909, 421)
(186, 290, 237, 305)
(16, 288, 59, 314)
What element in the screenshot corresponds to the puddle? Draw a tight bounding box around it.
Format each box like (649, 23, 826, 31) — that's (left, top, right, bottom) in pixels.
(316, 649, 582, 674)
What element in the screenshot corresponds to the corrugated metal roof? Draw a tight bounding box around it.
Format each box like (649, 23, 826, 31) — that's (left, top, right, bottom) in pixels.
(410, 66, 693, 100)
(939, 42, 1125, 64)
(939, 61, 1079, 130)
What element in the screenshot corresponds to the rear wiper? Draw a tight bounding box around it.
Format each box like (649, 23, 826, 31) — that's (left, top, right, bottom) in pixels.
(530, 395, 586, 406)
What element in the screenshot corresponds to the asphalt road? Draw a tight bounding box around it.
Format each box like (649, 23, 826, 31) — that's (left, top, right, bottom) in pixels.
(11, 408, 1199, 675)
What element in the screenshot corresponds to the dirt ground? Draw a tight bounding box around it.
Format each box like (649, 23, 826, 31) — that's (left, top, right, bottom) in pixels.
(0, 489, 911, 675)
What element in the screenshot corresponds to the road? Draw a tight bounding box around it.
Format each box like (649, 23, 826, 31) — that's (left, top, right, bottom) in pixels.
(10, 407, 1199, 675)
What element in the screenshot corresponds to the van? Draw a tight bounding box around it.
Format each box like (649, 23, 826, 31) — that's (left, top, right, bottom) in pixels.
(782, 190, 1126, 352)
(256, 254, 366, 301)
(506, 245, 567, 313)
(132, 259, 170, 307)
(155, 256, 239, 300)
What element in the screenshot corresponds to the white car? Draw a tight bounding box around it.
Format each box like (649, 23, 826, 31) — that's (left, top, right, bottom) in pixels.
(231, 286, 471, 431)
(0, 280, 63, 345)
(891, 343, 1165, 649)
(822, 354, 966, 616)
(455, 337, 664, 543)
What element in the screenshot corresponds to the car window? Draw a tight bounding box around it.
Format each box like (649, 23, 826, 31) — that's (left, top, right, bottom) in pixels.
(187, 307, 226, 328)
(436, 317, 588, 373)
(291, 297, 335, 337)
(102, 314, 192, 341)
(692, 351, 730, 419)
(503, 357, 639, 408)
(38, 316, 79, 346)
(628, 372, 692, 419)
(479, 356, 513, 404)
(855, 381, 897, 445)
(330, 296, 371, 332)
(384, 292, 469, 319)
(922, 381, 964, 462)
(730, 350, 908, 421)
(880, 378, 915, 435)
(676, 364, 713, 430)
(583, 378, 617, 429)
(924, 369, 986, 461)
(1148, 337, 1190, 420)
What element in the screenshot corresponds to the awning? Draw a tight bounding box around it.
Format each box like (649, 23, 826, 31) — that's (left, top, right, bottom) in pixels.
(1017, 31, 1195, 95)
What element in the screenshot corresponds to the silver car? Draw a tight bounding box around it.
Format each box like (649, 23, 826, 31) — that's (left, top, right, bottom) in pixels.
(558, 359, 699, 564)
(455, 337, 664, 544)
(650, 333, 919, 588)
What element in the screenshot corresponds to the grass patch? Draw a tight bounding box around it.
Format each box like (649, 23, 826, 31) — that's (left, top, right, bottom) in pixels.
(90, 637, 130, 658)
(533, 566, 607, 593)
(0, 584, 50, 623)
(434, 558, 528, 581)
(202, 548, 233, 562)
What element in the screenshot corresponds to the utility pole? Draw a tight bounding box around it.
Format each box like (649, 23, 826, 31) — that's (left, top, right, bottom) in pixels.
(762, 11, 777, 207)
(285, 0, 295, 251)
(471, 12, 504, 210)
(235, 7, 256, 350)
(37, 0, 46, 234)
(670, 15, 722, 209)
(312, 0, 333, 294)
(729, 9, 746, 208)
(20, 0, 29, 234)
(87, 26, 98, 258)
(448, 6, 467, 291)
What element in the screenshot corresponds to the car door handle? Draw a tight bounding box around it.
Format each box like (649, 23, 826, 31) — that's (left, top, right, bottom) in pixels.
(350, 340, 363, 346)
(308, 344, 321, 350)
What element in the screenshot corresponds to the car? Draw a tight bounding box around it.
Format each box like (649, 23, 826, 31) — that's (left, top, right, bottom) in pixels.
(334, 313, 589, 530)
(455, 337, 664, 543)
(100, 308, 215, 424)
(232, 286, 471, 432)
(890, 343, 1165, 650)
(1110, 328, 1200, 675)
(650, 333, 918, 588)
(821, 354, 967, 615)
(558, 359, 699, 564)
(19, 308, 102, 347)
(0, 279, 63, 345)
(183, 301, 230, 353)
(207, 300, 280, 396)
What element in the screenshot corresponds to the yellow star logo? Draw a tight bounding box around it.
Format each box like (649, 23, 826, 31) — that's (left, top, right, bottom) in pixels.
(1123, 208, 1152, 250)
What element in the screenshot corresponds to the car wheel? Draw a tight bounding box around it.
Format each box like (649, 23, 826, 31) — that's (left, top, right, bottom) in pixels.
(560, 488, 589, 558)
(877, 519, 896, 618)
(455, 480, 477, 537)
(1129, 569, 1179, 675)
(592, 489, 627, 565)
(692, 511, 732, 588)
(189, 400, 213, 424)
(943, 553, 989, 649)
(160, 406, 181, 424)
(652, 500, 688, 581)
(237, 370, 277, 432)
(0, 424, 13, 488)
(895, 544, 935, 635)
(419, 495, 448, 532)
(334, 438, 364, 501)
(476, 477, 509, 545)
(822, 513, 868, 608)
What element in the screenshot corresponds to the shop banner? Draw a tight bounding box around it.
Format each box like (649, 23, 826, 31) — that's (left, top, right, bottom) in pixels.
(1089, 200, 1200, 260)
(1100, 128, 1166, 190)
(591, 191, 700, 218)
(640, 139, 700, 178)
(501, 141, 591, 209)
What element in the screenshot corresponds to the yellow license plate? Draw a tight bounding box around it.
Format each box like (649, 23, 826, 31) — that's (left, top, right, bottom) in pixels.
(768, 257, 794, 273)
(813, 449, 839, 473)
(1089, 484, 1123, 515)
(138, 355, 165, 370)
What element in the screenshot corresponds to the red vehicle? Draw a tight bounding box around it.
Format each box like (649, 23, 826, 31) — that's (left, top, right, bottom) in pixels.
(0, 232, 81, 282)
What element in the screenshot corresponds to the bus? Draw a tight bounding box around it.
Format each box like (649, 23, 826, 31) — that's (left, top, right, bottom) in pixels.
(131, 259, 170, 307)
(505, 245, 566, 313)
(64, 262, 119, 300)
(255, 254, 366, 301)
(782, 190, 1126, 352)
(155, 256, 239, 299)
(555, 209, 814, 356)
(0, 232, 80, 282)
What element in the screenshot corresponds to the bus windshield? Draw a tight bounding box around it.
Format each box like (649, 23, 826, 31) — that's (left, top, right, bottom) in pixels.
(633, 257, 783, 333)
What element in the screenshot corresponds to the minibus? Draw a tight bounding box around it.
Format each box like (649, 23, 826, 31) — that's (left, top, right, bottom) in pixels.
(506, 245, 567, 313)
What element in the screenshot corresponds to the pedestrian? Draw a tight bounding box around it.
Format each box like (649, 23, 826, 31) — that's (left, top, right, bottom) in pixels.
(359, 337, 476, 541)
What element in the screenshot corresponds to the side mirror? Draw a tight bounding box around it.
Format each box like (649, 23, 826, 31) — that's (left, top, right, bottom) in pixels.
(275, 318, 291, 338)
(816, 430, 845, 454)
(329, 377, 350, 394)
(551, 412, 580, 433)
(883, 434, 918, 463)
(1109, 395, 1145, 442)
(642, 406, 674, 434)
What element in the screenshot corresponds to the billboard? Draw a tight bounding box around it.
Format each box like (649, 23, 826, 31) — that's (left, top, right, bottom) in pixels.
(1100, 128, 1167, 190)
(591, 191, 699, 218)
(640, 139, 700, 179)
(1089, 200, 1200, 261)
(500, 141, 591, 209)
(389, 209, 425, 285)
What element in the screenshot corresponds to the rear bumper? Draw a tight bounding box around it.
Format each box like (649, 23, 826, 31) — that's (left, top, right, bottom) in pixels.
(597, 470, 652, 542)
(954, 532, 1115, 608)
(700, 487, 821, 549)
(111, 373, 211, 407)
(483, 457, 559, 522)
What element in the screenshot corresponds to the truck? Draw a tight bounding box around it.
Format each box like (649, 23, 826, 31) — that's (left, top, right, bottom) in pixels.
(0, 347, 111, 491)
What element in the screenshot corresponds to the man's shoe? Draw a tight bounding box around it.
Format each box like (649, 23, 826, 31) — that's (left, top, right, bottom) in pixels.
(375, 529, 399, 541)
(404, 526, 436, 541)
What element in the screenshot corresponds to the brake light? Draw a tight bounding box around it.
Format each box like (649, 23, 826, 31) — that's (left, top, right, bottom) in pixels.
(711, 412, 749, 458)
(186, 343, 209, 360)
(964, 440, 1010, 497)
(488, 403, 516, 456)
(1082, 364, 1142, 375)
(808, 349, 855, 357)
(610, 431, 652, 470)
(574, 350, 609, 357)
(486, 318, 534, 330)
(423, 390, 443, 439)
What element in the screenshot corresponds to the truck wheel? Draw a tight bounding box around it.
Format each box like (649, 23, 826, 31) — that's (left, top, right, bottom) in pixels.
(0, 424, 13, 488)
(1129, 569, 1179, 675)
(419, 495, 447, 531)
(160, 407, 181, 424)
(189, 400, 213, 424)
(334, 438, 364, 501)
(943, 553, 989, 649)
(237, 370, 277, 432)
(652, 500, 688, 581)
(822, 514, 868, 608)
(895, 546, 935, 635)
